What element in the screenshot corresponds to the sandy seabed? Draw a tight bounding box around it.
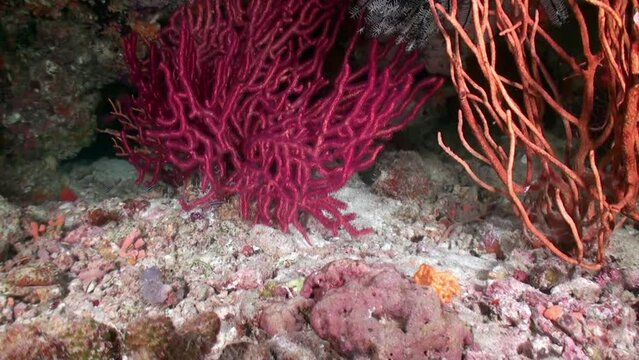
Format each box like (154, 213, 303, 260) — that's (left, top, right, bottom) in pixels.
(1, 150, 638, 359)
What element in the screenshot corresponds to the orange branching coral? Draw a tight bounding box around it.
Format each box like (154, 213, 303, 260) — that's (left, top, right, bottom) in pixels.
(413, 264, 461, 303)
(429, 0, 639, 269)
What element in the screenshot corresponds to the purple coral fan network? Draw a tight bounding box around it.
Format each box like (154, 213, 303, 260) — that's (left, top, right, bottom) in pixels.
(111, 0, 443, 240)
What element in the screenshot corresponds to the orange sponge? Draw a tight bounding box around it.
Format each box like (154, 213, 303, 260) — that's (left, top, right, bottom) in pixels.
(413, 264, 461, 304)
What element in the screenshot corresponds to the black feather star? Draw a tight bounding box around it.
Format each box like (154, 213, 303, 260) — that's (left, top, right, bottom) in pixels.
(352, 0, 569, 50)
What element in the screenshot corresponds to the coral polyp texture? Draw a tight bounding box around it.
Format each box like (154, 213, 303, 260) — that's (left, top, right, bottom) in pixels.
(109, 0, 443, 239)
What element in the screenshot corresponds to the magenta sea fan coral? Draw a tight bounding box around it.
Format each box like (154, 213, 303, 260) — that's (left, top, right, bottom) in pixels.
(110, 0, 443, 239)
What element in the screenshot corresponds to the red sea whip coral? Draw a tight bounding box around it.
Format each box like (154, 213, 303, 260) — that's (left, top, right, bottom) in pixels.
(110, 0, 443, 240)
